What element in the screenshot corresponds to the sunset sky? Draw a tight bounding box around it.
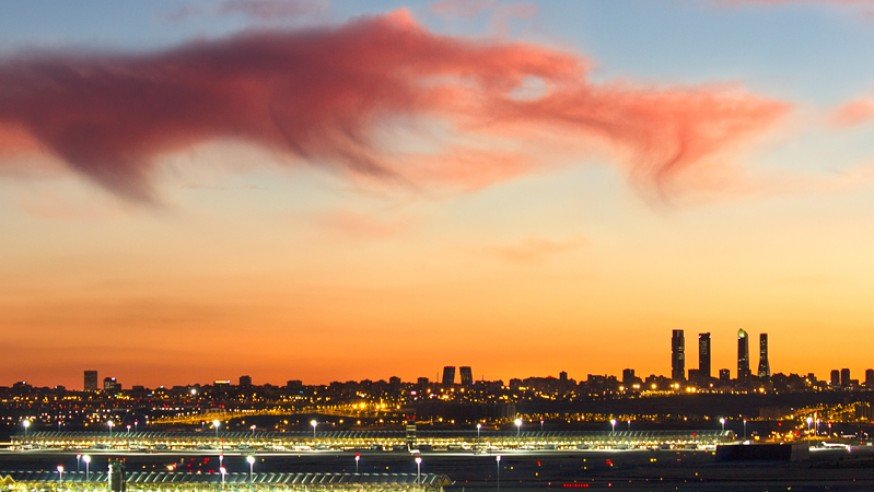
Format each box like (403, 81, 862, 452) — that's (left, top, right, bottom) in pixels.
(2, 0, 874, 388)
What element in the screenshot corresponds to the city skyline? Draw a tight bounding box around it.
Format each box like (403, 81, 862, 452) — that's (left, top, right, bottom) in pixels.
(4, 1, 874, 387)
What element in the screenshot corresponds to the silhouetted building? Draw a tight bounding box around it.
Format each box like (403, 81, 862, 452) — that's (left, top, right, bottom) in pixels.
(103, 377, 121, 391)
(84, 370, 98, 392)
(719, 369, 731, 383)
(559, 371, 568, 383)
(459, 366, 473, 386)
(416, 377, 429, 386)
(442, 366, 456, 386)
(671, 329, 685, 381)
(830, 369, 840, 387)
(757, 333, 771, 379)
(698, 332, 711, 381)
(866, 369, 874, 388)
(239, 375, 252, 387)
(622, 368, 636, 386)
(840, 368, 851, 387)
(737, 329, 751, 381)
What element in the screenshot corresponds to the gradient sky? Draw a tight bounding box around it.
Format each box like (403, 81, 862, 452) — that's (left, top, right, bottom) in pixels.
(2, 0, 874, 388)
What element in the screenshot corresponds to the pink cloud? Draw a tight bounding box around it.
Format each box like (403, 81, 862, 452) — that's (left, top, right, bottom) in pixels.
(0, 10, 788, 202)
(832, 96, 874, 127)
(317, 209, 413, 239)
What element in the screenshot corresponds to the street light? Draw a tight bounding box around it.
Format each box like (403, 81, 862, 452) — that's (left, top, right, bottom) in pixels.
(126, 424, 131, 435)
(310, 419, 318, 439)
(220, 466, 227, 485)
(57, 465, 64, 484)
(246, 455, 255, 482)
(134, 420, 139, 432)
(76, 454, 81, 473)
(212, 419, 221, 438)
(719, 417, 726, 433)
(496, 455, 502, 492)
(22, 419, 30, 441)
(627, 419, 632, 431)
(610, 418, 617, 433)
(83, 455, 91, 481)
(414, 456, 422, 485)
(354, 454, 360, 473)
(743, 419, 747, 440)
(514, 418, 522, 437)
(107, 420, 115, 437)
(540, 419, 544, 432)
(250, 424, 256, 439)
(476, 423, 482, 441)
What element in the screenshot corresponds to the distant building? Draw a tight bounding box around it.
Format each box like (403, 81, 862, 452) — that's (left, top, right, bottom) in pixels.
(866, 369, 874, 388)
(416, 377, 429, 386)
(719, 369, 731, 383)
(559, 371, 568, 383)
(84, 370, 98, 392)
(840, 368, 851, 387)
(671, 330, 685, 381)
(830, 369, 840, 387)
(737, 329, 751, 381)
(286, 380, 303, 391)
(238, 375, 252, 387)
(441, 366, 456, 386)
(103, 377, 121, 391)
(622, 368, 636, 386)
(757, 333, 771, 379)
(459, 366, 473, 386)
(389, 376, 402, 386)
(698, 333, 711, 381)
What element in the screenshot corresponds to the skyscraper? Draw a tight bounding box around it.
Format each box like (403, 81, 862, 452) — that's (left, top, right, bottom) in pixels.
(459, 366, 473, 386)
(84, 370, 98, 392)
(840, 368, 851, 387)
(757, 333, 771, 379)
(830, 369, 840, 387)
(698, 332, 711, 381)
(866, 369, 874, 388)
(239, 375, 252, 387)
(671, 330, 685, 381)
(441, 366, 456, 386)
(737, 329, 750, 381)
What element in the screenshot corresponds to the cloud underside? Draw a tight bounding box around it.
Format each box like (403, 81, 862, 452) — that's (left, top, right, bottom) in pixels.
(0, 10, 787, 202)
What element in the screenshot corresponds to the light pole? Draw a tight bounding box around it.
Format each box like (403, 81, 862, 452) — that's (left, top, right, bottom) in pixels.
(806, 416, 813, 443)
(354, 454, 360, 473)
(213, 419, 221, 439)
(246, 455, 255, 482)
(627, 419, 632, 431)
(476, 423, 482, 442)
(126, 424, 131, 435)
(743, 419, 747, 440)
(107, 420, 114, 438)
(610, 418, 617, 434)
(219, 453, 224, 472)
(496, 455, 501, 491)
(719, 417, 726, 433)
(76, 454, 81, 473)
(57, 465, 64, 484)
(22, 419, 30, 441)
(414, 456, 422, 485)
(540, 419, 544, 432)
(220, 466, 227, 486)
(134, 420, 139, 432)
(250, 424, 256, 439)
(514, 418, 522, 437)
(83, 455, 91, 481)
(310, 419, 318, 439)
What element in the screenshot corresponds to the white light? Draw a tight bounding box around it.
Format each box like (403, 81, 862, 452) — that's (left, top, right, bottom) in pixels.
(83, 455, 91, 464)
(415, 456, 422, 464)
(514, 418, 522, 427)
(246, 456, 256, 465)
(212, 420, 221, 429)
(496, 455, 501, 462)
(57, 465, 64, 473)
(719, 418, 725, 424)
(22, 420, 31, 429)
(310, 420, 318, 428)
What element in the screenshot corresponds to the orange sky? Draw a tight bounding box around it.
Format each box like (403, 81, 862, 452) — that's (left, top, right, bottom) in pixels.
(2, 3, 874, 388)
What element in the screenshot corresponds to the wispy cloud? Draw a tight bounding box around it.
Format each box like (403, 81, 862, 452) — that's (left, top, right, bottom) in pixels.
(0, 10, 788, 203)
(486, 235, 588, 263)
(163, 0, 328, 23)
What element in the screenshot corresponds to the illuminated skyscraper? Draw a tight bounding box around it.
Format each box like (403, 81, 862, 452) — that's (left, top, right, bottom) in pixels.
(757, 333, 771, 379)
(698, 333, 711, 381)
(671, 330, 685, 381)
(84, 370, 98, 392)
(737, 329, 751, 381)
(441, 366, 456, 386)
(459, 366, 473, 386)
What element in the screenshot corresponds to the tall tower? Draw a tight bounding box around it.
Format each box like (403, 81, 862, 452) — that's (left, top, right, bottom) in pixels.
(84, 370, 98, 392)
(671, 330, 685, 381)
(698, 333, 711, 381)
(459, 366, 473, 386)
(441, 366, 456, 386)
(737, 329, 750, 381)
(757, 333, 771, 379)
